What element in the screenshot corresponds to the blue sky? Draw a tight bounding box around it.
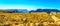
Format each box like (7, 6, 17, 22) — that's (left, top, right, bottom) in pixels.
(0, 0, 60, 10)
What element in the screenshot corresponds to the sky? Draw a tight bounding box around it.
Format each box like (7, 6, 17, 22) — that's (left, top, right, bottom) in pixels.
(0, 0, 60, 10)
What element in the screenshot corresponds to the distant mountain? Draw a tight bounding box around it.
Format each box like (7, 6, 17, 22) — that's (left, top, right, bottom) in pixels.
(16, 9, 28, 13)
(29, 9, 60, 12)
(29, 10, 36, 12)
(8, 9, 28, 13)
(0, 9, 60, 13)
(36, 9, 43, 12)
(41, 9, 60, 12)
(0, 9, 28, 13)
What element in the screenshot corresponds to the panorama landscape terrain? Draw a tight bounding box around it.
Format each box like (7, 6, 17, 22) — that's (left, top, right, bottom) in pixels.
(0, 9, 60, 26)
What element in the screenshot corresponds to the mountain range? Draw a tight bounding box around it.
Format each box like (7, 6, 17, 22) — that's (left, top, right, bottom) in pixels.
(0, 9, 60, 13)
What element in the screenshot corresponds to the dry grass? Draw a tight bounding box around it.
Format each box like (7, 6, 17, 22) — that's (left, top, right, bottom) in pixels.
(0, 12, 60, 26)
